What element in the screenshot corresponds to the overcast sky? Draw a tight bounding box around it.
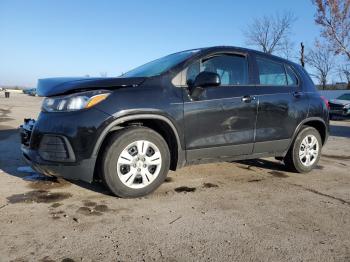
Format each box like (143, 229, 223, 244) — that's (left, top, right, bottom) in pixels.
(0, 0, 327, 87)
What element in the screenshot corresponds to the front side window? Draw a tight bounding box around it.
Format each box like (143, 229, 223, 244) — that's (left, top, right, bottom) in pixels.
(257, 58, 287, 86)
(186, 54, 249, 86)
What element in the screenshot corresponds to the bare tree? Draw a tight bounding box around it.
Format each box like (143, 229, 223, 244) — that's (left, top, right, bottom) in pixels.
(244, 11, 296, 55)
(338, 63, 350, 86)
(306, 41, 335, 89)
(313, 0, 350, 60)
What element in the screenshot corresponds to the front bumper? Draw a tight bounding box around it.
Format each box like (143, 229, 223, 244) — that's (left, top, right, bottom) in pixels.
(329, 105, 350, 117)
(19, 108, 113, 183)
(21, 145, 96, 182)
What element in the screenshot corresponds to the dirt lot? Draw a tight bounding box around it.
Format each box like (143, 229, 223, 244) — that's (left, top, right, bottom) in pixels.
(0, 93, 350, 262)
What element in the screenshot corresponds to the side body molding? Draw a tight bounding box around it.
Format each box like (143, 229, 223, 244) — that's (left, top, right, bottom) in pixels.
(92, 114, 185, 169)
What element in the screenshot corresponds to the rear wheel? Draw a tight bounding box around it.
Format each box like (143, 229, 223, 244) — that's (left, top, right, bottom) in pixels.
(284, 126, 322, 173)
(101, 127, 170, 198)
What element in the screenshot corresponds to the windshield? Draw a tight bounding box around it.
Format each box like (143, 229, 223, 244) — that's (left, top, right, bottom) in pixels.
(337, 94, 350, 101)
(121, 50, 199, 78)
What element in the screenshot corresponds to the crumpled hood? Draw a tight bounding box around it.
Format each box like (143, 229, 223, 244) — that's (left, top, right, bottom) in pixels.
(329, 99, 350, 106)
(37, 76, 147, 97)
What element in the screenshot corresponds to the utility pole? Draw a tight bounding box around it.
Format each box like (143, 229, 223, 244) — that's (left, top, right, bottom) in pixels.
(300, 42, 305, 68)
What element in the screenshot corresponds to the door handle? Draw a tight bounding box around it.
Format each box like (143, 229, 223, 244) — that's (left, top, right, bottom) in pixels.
(293, 91, 302, 98)
(241, 95, 256, 103)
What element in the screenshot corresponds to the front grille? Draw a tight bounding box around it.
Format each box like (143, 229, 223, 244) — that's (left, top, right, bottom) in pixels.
(38, 135, 74, 162)
(329, 102, 344, 111)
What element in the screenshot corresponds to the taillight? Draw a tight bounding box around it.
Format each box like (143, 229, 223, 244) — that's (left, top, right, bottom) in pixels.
(321, 96, 330, 110)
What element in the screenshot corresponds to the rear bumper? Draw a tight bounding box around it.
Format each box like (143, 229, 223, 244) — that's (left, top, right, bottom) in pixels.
(21, 145, 96, 182)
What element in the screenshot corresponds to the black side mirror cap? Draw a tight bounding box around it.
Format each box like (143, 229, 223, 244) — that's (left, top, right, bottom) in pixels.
(193, 71, 221, 88)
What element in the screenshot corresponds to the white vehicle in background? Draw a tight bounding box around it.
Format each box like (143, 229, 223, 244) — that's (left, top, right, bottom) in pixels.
(329, 93, 350, 119)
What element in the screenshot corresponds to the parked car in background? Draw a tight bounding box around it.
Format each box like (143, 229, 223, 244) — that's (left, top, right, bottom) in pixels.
(23, 88, 32, 94)
(20, 46, 329, 198)
(329, 93, 350, 119)
(28, 88, 37, 96)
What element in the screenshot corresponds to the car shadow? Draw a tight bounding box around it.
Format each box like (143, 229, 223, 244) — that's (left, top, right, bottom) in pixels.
(69, 180, 113, 196)
(236, 158, 287, 172)
(0, 127, 26, 178)
(330, 124, 350, 138)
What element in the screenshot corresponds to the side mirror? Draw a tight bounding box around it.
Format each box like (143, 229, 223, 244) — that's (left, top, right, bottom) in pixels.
(188, 71, 221, 99)
(193, 71, 221, 88)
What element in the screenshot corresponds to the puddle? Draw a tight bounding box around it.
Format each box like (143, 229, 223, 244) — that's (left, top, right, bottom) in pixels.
(7, 190, 72, 204)
(76, 206, 103, 216)
(50, 210, 65, 220)
(40, 256, 56, 262)
(268, 171, 289, 178)
(21, 171, 71, 190)
(248, 179, 264, 182)
(94, 205, 109, 212)
(0, 109, 14, 126)
(77, 201, 110, 216)
(203, 183, 219, 188)
(61, 258, 76, 262)
(174, 186, 196, 193)
(51, 203, 63, 208)
(83, 200, 97, 207)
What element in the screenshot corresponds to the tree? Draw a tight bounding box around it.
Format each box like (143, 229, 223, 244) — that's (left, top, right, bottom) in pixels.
(338, 63, 350, 87)
(313, 0, 350, 60)
(306, 41, 335, 89)
(244, 11, 296, 55)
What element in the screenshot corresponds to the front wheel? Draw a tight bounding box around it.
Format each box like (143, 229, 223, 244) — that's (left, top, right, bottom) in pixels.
(100, 127, 170, 198)
(284, 126, 322, 173)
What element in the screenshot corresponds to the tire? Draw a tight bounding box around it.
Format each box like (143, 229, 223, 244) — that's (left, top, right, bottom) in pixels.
(100, 126, 170, 198)
(284, 126, 322, 173)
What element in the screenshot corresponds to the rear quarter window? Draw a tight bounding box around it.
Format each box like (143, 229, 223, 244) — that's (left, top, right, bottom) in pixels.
(257, 57, 287, 86)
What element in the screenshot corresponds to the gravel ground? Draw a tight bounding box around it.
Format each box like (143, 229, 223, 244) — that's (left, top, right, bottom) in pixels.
(0, 93, 350, 262)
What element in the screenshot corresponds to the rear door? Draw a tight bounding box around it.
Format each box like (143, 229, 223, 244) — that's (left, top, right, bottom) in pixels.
(183, 52, 259, 161)
(253, 56, 309, 154)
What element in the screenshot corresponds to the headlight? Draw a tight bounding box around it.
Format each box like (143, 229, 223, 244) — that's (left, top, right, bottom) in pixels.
(42, 90, 110, 112)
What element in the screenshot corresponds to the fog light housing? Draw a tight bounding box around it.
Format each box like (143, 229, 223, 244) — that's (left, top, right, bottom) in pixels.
(39, 135, 75, 162)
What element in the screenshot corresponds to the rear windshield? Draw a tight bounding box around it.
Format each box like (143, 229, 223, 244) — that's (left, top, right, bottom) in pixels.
(337, 94, 350, 100)
(121, 50, 199, 78)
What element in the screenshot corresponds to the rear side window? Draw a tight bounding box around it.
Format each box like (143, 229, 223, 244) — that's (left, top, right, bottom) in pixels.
(285, 66, 298, 86)
(186, 54, 249, 86)
(257, 58, 287, 86)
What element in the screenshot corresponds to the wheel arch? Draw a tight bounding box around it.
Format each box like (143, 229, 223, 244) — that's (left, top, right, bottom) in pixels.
(291, 117, 328, 146)
(93, 114, 185, 174)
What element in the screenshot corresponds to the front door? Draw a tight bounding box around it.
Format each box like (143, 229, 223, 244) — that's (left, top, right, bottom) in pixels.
(183, 53, 258, 161)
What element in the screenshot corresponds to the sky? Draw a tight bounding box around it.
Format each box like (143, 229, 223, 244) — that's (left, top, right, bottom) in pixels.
(0, 0, 323, 87)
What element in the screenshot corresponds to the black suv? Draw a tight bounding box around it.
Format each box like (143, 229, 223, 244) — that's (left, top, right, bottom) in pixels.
(20, 46, 329, 198)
